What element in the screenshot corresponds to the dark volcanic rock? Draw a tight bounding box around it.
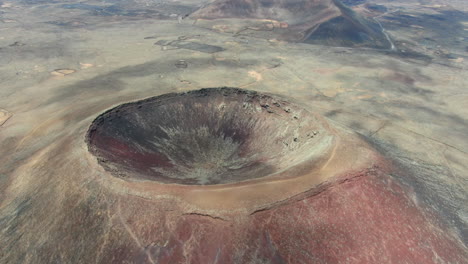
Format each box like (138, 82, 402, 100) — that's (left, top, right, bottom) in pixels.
(191, 0, 392, 49)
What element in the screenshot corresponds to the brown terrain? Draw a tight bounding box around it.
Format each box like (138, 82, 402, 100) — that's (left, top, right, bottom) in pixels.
(0, 0, 467, 263)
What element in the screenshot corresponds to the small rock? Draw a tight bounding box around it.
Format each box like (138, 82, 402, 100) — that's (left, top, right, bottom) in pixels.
(175, 60, 188, 68)
(265, 23, 274, 30)
(9, 41, 25, 47)
(0, 109, 12, 126)
(51, 68, 76, 76)
(79, 63, 94, 69)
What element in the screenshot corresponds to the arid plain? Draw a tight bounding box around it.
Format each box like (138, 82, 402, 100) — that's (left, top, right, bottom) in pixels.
(0, 0, 467, 263)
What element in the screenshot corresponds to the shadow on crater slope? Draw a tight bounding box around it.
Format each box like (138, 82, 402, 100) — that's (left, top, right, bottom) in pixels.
(87, 88, 327, 185)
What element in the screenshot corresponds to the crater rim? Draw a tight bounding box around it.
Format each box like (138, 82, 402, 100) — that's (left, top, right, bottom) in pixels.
(86, 87, 333, 186)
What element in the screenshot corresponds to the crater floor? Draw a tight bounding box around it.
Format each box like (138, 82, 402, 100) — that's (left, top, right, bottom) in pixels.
(87, 88, 329, 185)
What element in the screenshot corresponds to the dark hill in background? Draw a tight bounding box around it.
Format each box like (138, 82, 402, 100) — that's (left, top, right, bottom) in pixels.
(191, 0, 393, 49)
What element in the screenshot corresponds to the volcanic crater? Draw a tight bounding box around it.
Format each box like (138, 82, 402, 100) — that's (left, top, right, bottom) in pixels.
(86, 87, 330, 185)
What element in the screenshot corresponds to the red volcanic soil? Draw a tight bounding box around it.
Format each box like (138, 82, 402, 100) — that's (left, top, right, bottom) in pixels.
(248, 174, 464, 264)
(98, 168, 467, 263)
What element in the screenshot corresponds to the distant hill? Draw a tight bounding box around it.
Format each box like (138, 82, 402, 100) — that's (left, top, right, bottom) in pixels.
(191, 0, 393, 49)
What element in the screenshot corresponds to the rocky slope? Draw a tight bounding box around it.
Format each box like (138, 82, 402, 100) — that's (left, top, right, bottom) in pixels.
(191, 0, 393, 49)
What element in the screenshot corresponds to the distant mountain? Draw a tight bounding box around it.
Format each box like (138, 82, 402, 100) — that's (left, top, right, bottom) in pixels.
(191, 0, 392, 49)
